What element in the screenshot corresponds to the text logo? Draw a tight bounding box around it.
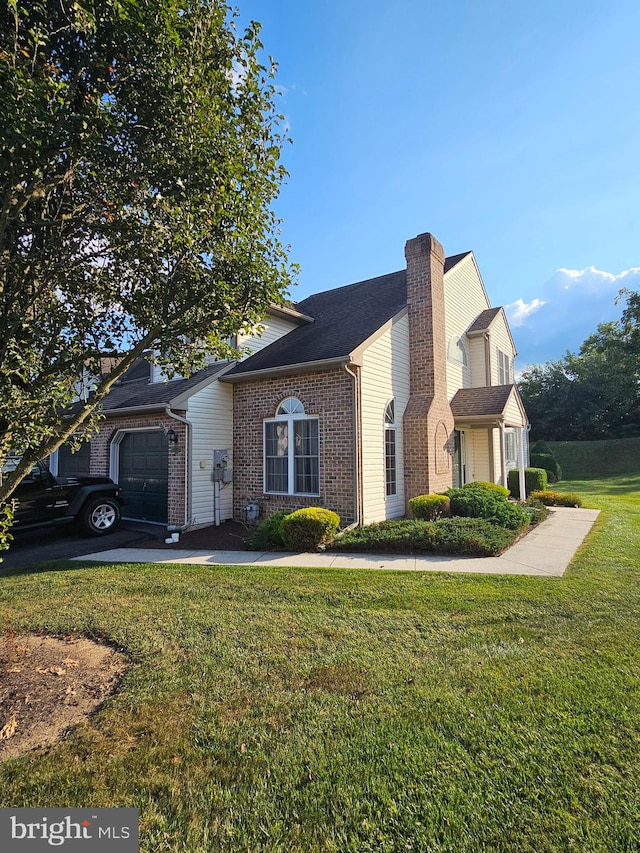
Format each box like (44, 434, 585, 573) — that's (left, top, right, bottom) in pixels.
(0, 809, 138, 851)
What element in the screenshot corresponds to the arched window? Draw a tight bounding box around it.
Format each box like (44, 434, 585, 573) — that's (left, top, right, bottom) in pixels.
(276, 397, 305, 415)
(384, 400, 397, 497)
(264, 398, 319, 495)
(448, 336, 469, 366)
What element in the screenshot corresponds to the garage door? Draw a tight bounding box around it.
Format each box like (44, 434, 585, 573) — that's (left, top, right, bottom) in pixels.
(58, 441, 91, 476)
(118, 431, 168, 523)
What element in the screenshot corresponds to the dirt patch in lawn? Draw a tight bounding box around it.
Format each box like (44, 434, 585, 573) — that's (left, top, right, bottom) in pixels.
(0, 633, 127, 761)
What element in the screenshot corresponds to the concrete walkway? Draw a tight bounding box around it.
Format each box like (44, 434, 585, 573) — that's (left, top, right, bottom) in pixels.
(74, 507, 600, 577)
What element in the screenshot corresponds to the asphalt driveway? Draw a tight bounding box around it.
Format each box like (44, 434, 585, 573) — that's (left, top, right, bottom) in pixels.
(0, 520, 161, 572)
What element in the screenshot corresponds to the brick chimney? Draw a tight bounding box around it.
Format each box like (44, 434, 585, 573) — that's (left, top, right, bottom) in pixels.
(402, 232, 455, 501)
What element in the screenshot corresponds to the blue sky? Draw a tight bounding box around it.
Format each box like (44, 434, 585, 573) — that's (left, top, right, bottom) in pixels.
(236, 0, 640, 369)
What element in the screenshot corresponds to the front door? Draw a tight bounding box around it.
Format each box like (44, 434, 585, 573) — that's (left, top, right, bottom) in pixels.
(453, 429, 467, 488)
(118, 431, 169, 523)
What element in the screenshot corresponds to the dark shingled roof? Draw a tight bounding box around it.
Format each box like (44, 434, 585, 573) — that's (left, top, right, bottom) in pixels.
(450, 385, 515, 419)
(466, 307, 501, 335)
(101, 360, 231, 413)
(226, 252, 470, 378)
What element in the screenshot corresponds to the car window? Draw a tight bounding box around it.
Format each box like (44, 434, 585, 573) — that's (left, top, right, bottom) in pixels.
(1, 459, 45, 481)
(2, 457, 20, 476)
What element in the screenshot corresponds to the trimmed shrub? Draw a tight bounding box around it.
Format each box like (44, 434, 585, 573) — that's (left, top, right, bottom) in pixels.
(331, 519, 437, 553)
(408, 494, 451, 520)
(434, 518, 517, 556)
(462, 481, 510, 498)
(280, 508, 341, 551)
(530, 452, 562, 483)
(447, 487, 529, 530)
(330, 517, 519, 557)
(531, 439, 553, 455)
(508, 467, 548, 499)
(246, 510, 288, 551)
(530, 490, 583, 508)
(522, 499, 551, 525)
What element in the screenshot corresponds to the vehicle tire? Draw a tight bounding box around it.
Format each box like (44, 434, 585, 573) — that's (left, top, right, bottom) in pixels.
(79, 497, 121, 535)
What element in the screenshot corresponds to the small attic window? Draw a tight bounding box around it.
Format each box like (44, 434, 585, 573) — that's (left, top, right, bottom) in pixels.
(448, 336, 469, 366)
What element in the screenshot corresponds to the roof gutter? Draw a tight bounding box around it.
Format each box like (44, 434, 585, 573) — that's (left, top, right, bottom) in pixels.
(221, 356, 351, 383)
(101, 402, 170, 416)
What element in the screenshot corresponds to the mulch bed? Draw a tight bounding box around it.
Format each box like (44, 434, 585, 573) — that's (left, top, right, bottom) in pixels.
(132, 520, 252, 551)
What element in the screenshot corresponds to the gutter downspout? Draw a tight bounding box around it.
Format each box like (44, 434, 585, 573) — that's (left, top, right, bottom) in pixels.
(343, 362, 362, 529)
(499, 421, 508, 491)
(165, 407, 192, 530)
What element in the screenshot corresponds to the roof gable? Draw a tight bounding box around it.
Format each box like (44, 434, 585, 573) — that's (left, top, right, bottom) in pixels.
(226, 251, 471, 380)
(450, 384, 527, 424)
(101, 359, 231, 413)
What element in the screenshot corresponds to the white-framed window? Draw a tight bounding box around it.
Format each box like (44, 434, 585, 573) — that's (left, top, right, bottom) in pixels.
(498, 349, 513, 384)
(504, 428, 518, 471)
(264, 397, 319, 495)
(384, 399, 397, 497)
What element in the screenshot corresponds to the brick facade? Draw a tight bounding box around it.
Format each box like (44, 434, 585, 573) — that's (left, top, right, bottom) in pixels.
(232, 368, 357, 525)
(403, 232, 455, 501)
(89, 411, 187, 527)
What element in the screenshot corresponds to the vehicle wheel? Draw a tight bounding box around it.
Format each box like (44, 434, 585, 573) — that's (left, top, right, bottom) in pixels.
(79, 497, 121, 535)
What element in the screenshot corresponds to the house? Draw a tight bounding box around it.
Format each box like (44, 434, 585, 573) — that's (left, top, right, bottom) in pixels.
(52, 231, 529, 529)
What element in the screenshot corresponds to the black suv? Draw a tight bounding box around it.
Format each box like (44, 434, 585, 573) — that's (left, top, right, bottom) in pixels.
(3, 458, 126, 536)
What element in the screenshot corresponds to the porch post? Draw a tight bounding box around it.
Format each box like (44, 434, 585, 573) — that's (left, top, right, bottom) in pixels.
(518, 427, 527, 501)
(499, 423, 507, 490)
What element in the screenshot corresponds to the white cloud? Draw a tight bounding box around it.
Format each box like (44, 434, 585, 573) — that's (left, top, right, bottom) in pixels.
(505, 297, 546, 326)
(510, 266, 640, 369)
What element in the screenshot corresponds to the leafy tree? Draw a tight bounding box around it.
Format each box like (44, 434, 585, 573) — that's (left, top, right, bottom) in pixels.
(0, 0, 295, 544)
(518, 290, 640, 441)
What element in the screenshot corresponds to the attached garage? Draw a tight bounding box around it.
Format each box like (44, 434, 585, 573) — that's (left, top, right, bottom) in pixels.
(117, 430, 169, 523)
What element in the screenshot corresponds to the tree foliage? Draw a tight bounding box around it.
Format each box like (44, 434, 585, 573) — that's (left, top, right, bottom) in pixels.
(0, 0, 294, 517)
(518, 290, 640, 441)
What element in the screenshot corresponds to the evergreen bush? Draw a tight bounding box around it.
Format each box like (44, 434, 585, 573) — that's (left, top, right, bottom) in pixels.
(462, 481, 510, 497)
(529, 490, 583, 507)
(447, 487, 529, 530)
(508, 467, 548, 499)
(530, 452, 562, 483)
(247, 510, 289, 551)
(280, 508, 341, 551)
(330, 517, 518, 557)
(408, 494, 451, 520)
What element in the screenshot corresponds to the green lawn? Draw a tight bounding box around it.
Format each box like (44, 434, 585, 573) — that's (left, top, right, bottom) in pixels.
(0, 476, 638, 852)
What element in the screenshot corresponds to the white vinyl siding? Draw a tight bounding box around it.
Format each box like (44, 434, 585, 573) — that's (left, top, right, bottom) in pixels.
(360, 315, 410, 524)
(237, 316, 298, 358)
(504, 391, 527, 427)
(468, 337, 488, 388)
(492, 428, 504, 485)
(443, 255, 491, 400)
(489, 313, 516, 386)
(151, 316, 297, 383)
(185, 380, 234, 526)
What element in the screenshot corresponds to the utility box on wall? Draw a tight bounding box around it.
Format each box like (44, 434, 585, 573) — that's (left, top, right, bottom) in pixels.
(213, 449, 230, 482)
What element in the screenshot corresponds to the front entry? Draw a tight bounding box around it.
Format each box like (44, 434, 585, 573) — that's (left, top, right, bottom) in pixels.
(453, 429, 467, 488)
(118, 431, 169, 523)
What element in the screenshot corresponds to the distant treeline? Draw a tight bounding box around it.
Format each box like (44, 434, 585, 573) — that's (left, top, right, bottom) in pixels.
(518, 290, 640, 441)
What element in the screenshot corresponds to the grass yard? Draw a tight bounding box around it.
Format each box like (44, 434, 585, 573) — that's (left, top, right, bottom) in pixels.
(0, 475, 638, 852)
